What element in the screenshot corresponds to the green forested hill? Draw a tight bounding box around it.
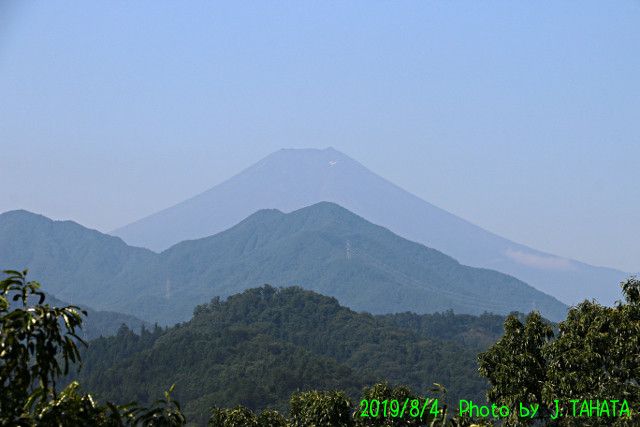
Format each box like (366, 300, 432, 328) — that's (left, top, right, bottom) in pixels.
(67, 323, 373, 426)
(65, 286, 490, 426)
(1, 204, 568, 324)
(0, 210, 165, 317)
(42, 292, 150, 340)
(375, 310, 514, 352)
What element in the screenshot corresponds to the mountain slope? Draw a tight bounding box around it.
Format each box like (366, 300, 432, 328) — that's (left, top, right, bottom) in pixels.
(110, 147, 630, 307)
(144, 202, 568, 322)
(1, 204, 569, 324)
(376, 310, 517, 352)
(41, 293, 150, 340)
(65, 286, 489, 425)
(0, 210, 156, 303)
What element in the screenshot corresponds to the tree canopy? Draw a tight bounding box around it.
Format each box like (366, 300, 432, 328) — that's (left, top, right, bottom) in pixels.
(478, 277, 640, 426)
(5, 266, 639, 426)
(0, 269, 185, 426)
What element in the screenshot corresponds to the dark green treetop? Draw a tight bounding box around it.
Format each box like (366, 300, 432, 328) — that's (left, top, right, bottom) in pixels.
(478, 277, 640, 426)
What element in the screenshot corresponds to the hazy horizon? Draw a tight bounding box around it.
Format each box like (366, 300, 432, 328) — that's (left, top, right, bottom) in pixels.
(1, 2, 639, 272)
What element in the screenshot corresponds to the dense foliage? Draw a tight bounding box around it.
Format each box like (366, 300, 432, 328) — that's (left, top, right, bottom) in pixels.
(208, 382, 493, 427)
(10, 266, 640, 426)
(0, 269, 495, 426)
(188, 286, 489, 403)
(64, 285, 490, 423)
(478, 277, 640, 426)
(376, 310, 518, 351)
(1, 269, 85, 423)
(0, 269, 186, 426)
(68, 326, 374, 425)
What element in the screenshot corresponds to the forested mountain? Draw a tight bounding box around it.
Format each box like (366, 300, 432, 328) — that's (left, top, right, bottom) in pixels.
(1, 203, 568, 324)
(0, 209, 157, 311)
(65, 286, 490, 426)
(43, 293, 150, 340)
(110, 147, 630, 307)
(376, 310, 516, 352)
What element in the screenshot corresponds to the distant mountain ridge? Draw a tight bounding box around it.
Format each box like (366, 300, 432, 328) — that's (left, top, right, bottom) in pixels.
(42, 293, 150, 340)
(110, 148, 630, 307)
(0, 203, 568, 324)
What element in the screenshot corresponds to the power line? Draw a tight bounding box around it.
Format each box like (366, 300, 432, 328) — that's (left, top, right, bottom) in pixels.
(350, 246, 533, 312)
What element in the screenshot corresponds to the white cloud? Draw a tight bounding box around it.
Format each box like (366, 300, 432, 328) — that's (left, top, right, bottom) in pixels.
(505, 249, 576, 271)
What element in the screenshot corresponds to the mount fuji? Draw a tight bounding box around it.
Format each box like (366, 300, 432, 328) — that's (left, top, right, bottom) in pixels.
(111, 147, 630, 307)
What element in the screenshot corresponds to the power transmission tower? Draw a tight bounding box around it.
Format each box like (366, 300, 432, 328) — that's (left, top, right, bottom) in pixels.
(346, 240, 351, 260)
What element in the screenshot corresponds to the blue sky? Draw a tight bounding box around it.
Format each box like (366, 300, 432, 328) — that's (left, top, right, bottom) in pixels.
(1, 1, 639, 272)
